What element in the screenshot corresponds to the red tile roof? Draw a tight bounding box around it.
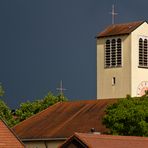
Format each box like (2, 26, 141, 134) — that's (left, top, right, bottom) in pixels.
(0, 119, 24, 148)
(13, 99, 116, 140)
(97, 21, 145, 38)
(60, 132, 148, 148)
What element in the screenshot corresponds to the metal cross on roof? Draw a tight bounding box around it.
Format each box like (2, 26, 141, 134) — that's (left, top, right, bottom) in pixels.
(110, 4, 118, 25)
(56, 80, 66, 96)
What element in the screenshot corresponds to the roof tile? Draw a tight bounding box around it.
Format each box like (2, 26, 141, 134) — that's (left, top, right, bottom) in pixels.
(13, 99, 116, 140)
(0, 119, 24, 148)
(97, 21, 145, 38)
(60, 133, 148, 148)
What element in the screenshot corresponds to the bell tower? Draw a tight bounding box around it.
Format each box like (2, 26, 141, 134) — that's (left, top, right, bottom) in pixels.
(96, 21, 148, 99)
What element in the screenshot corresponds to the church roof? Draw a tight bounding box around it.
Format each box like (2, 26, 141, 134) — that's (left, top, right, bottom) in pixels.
(12, 99, 116, 140)
(59, 132, 148, 148)
(97, 21, 146, 38)
(0, 119, 24, 148)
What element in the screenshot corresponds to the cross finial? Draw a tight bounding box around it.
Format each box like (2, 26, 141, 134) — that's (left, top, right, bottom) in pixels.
(56, 80, 66, 96)
(110, 4, 118, 25)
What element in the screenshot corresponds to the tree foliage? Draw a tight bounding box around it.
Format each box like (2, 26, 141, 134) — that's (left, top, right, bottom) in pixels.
(103, 94, 148, 136)
(0, 83, 5, 97)
(14, 92, 67, 124)
(0, 83, 15, 127)
(0, 99, 15, 127)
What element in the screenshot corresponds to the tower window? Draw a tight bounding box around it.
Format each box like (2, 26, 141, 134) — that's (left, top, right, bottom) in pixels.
(105, 38, 122, 68)
(112, 77, 116, 85)
(139, 38, 148, 68)
(105, 40, 111, 67)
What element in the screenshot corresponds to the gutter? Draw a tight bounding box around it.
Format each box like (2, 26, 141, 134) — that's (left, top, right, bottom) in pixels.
(22, 137, 67, 142)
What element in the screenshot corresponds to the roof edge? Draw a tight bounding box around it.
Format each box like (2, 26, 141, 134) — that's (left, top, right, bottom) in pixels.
(74, 132, 92, 147)
(1, 119, 25, 147)
(96, 33, 129, 39)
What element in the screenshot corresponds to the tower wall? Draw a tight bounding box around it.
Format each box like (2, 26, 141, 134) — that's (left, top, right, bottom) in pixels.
(97, 35, 131, 99)
(131, 22, 148, 97)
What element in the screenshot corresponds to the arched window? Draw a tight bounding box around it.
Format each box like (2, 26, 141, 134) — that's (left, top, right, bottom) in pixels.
(144, 39, 148, 66)
(139, 38, 143, 66)
(139, 38, 148, 68)
(111, 39, 116, 66)
(105, 38, 122, 68)
(117, 38, 122, 66)
(105, 40, 111, 67)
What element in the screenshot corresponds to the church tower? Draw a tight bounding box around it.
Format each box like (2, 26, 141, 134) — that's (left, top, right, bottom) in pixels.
(97, 21, 148, 99)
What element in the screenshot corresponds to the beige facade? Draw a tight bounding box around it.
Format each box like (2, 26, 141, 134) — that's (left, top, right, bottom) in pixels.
(97, 21, 148, 99)
(23, 140, 64, 148)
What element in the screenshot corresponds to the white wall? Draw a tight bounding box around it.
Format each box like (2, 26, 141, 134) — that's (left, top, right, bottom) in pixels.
(131, 22, 148, 97)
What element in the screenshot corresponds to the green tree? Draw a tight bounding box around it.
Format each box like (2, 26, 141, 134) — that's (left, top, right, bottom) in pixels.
(103, 95, 148, 136)
(0, 83, 15, 127)
(0, 99, 15, 127)
(15, 92, 67, 124)
(0, 83, 5, 97)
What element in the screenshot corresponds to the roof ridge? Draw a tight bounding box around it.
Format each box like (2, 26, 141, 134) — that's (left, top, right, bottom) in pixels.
(76, 133, 148, 140)
(59, 99, 116, 103)
(112, 20, 145, 26)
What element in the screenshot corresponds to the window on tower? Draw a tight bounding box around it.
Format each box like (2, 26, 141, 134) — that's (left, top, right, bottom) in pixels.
(105, 40, 111, 67)
(112, 77, 116, 85)
(105, 38, 122, 68)
(139, 38, 148, 68)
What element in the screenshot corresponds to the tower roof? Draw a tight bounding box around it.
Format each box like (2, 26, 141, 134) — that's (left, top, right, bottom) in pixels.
(97, 21, 146, 38)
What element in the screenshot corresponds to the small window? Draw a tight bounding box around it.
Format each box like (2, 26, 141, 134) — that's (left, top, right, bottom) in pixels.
(112, 77, 116, 85)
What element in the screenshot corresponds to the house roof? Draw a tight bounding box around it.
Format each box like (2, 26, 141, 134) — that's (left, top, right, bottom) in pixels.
(97, 21, 145, 38)
(12, 99, 116, 140)
(60, 132, 148, 148)
(0, 119, 24, 148)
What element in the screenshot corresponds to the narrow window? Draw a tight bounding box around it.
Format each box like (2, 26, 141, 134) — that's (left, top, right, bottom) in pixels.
(144, 39, 148, 67)
(139, 38, 143, 66)
(105, 40, 111, 67)
(117, 38, 122, 66)
(112, 77, 116, 85)
(138, 38, 148, 68)
(111, 39, 116, 67)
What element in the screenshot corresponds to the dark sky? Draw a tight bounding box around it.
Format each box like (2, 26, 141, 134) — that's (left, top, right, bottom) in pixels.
(0, 0, 147, 108)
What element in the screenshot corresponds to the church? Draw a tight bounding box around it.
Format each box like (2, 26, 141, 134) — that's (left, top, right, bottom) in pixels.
(12, 20, 148, 148)
(97, 21, 148, 99)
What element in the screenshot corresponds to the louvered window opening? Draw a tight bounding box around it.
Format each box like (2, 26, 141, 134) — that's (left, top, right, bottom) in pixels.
(139, 38, 148, 68)
(105, 38, 122, 68)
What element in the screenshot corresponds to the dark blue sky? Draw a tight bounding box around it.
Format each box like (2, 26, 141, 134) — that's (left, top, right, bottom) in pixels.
(0, 0, 147, 108)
